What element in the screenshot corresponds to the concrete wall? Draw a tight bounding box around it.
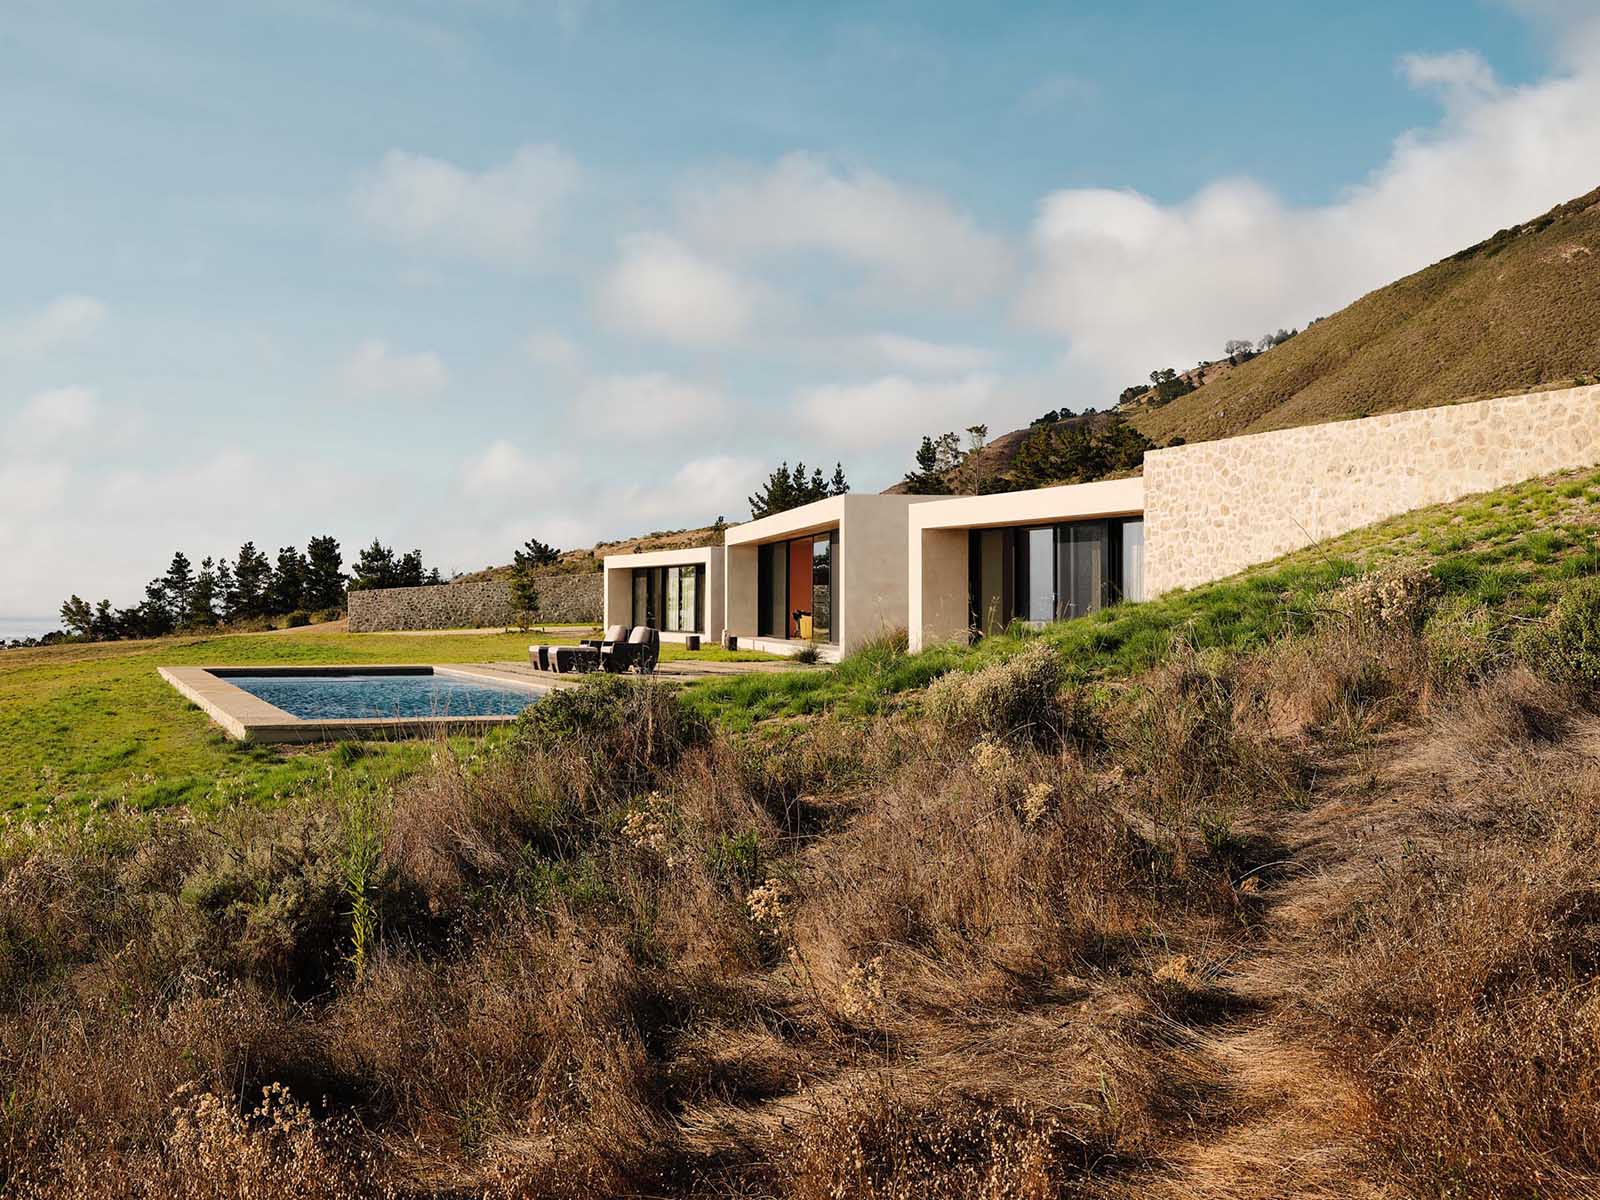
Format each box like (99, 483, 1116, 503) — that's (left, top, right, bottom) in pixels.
(723, 493, 934, 655)
(907, 477, 1144, 650)
(1142, 384, 1600, 595)
(347, 574, 603, 632)
(601, 547, 724, 642)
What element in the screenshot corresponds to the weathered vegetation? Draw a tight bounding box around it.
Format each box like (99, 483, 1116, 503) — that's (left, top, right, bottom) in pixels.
(3, 469, 1600, 1196)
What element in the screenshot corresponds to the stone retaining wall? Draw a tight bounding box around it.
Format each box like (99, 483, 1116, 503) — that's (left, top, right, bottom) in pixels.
(1143, 384, 1600, 595)
(347, 574, 603, 632)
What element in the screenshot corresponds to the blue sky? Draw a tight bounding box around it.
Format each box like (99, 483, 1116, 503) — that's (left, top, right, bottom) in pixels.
(3, 0, 1598, 621)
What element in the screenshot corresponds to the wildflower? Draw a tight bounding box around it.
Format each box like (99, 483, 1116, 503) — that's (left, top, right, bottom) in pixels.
(1021, 781, 1052, 825)
(839, 955, 885, 1020)
(746, 877, 787, 928)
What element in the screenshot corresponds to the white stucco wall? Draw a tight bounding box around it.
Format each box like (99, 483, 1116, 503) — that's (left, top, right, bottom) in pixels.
(1142, 384, 1600, 595)
(601, 546, 724, 642)
(906, 477, 1146, 650)
(723, 494, 935, 655)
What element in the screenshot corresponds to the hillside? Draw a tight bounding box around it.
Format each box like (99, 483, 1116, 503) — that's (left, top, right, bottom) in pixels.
(7, 466, 1600, 1195)
(1130, 184, 1600, 445)
(455, 522, 721, 584)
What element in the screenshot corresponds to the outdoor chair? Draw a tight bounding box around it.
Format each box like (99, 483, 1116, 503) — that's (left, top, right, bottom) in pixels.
(586, 624, 628, 650)
(528, 644, 551, 671)
(601, 625, 660, 674)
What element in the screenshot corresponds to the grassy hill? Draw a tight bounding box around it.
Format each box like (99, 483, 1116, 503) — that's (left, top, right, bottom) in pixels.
(6, 465, 1600, 1195)
(1130, 184, 1600, 445)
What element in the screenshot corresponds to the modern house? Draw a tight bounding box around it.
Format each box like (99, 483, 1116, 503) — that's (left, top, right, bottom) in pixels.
(908, 477, 1145, 651)
(602, 546, 724, 645)
(723, 493, 935, 660)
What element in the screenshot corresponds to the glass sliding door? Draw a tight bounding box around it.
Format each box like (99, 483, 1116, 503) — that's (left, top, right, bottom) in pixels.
(811, 532, 835, 643)
(970, 528, 1011, 637)
(631, 569, 655, 628)
(1058, 521, 1107, 619)
(658, 564, 702, 633)
(758, 543, 787, 637)
(1021, 526, 1055, 624)
(1117, 519, 1145, 603)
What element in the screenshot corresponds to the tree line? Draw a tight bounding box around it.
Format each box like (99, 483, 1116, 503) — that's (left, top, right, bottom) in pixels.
(59, 536, 444, 641)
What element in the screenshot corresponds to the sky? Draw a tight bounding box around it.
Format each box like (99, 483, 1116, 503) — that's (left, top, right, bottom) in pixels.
(3, 0, 1600, 623)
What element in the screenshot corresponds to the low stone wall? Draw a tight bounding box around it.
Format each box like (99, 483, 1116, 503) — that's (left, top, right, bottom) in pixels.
(1143, 383, 1600, 595)
(347, 574, 603, 632)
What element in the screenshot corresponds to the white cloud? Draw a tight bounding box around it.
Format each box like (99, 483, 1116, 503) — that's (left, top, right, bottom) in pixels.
(0, 295, 107, 358)
(459, 437, 574, 502)
(595, 233, 755, 346)
(574, 372, 728, 436)
(618, 454, 763, 522)
(679, 152, 1013, 303)
(858, 333, 997, 373)
(354, 143, 578, 264)
(1021, 74, 1097, 112)
(1399, 49, 1502, 107)
(793, 373, 999, 449)
(523, 328, 584, 373)
(339, 338, 448, 396)
(1018, 34, 1600, 384)
(13, 386, 98, 450)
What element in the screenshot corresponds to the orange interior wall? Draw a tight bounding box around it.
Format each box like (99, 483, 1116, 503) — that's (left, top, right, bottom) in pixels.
(787, 538, 811, 638)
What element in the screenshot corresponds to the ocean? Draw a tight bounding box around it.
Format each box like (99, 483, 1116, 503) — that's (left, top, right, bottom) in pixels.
(0, 616, 63, 642)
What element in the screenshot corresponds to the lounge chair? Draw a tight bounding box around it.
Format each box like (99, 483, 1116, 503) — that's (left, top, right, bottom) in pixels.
(601, 625, 660, 674)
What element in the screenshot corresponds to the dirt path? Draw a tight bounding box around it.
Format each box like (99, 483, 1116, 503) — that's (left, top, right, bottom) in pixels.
(1113, 729, 1442, 1200)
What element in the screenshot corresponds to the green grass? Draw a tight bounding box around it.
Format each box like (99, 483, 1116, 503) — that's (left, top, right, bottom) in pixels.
(684, 466, 1600, 728)
(0, 626, 773, 819)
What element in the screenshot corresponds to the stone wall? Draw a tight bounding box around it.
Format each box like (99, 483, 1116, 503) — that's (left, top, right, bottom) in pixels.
(347, 573, 603, 632)
(1143, 384, 1600, 595)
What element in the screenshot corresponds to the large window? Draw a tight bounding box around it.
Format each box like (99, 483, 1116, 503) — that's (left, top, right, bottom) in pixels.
(631, 564, 704, 633)
(968, 516, 1142, 638)
(756, 531, 839, 643)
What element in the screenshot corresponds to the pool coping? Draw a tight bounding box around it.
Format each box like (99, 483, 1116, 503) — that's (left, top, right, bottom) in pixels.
(158, 664, 553, 745)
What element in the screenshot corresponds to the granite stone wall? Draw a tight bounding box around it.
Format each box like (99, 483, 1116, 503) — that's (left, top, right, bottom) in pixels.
(347, 574, 603, 632)
(1143, 384, 1600, 595)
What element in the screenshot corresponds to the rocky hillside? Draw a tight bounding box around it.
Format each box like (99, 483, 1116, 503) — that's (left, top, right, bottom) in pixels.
(1130, 183, 1600, 445)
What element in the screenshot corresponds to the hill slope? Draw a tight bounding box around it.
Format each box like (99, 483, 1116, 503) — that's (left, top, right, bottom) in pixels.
(1130, 184, 1600, 445)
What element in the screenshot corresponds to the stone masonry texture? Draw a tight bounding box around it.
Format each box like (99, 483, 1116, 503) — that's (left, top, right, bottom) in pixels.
(1142, 384, 1600, 595)
(347, 574, 603, 632)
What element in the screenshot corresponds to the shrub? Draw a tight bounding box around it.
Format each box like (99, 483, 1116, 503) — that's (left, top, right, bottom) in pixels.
(1518, 575, 1600, 687)
(794, 642, 822, 665)
(1325, 560, 1436, 633)
(921, 641, 1079, 747)
(1422, 594, 1499, 686)
(281, 610, 311, 629)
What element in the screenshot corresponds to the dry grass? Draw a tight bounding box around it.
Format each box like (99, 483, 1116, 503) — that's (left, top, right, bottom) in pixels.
(7, 572, 1600, 1196)
(1133, 184, 1600, 445)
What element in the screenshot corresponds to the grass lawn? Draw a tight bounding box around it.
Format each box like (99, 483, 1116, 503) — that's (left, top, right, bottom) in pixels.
(0, 625, 772, 819)
(684, 466, 1600, 728)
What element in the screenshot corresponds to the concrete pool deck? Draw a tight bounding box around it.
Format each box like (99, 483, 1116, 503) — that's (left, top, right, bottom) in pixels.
(158, 663, 555, 744)
(160, 657, 815, 744)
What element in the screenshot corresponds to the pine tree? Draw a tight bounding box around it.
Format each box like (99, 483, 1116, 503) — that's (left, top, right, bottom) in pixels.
(303, 536, 346, 611)
(161, 552, 194, 620)
(396, 550, 426, 588)
(232, 542, 272, 619)
(270, 545, 307, 614)
(59, 595, 95, 639)
(349, 540, 398, 591)
(828, 463, 849, 497)
(215, 558, 237, 623)
(187, 558, 219, 627)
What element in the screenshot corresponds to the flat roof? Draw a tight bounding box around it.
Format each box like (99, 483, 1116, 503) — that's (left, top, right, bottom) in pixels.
(909, 476, 1144, 532)
(725, 493, 937, 546)
(602, 545, 718, 570)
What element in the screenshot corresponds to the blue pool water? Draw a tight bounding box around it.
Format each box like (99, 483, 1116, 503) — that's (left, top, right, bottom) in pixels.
(225, 672, 538, 720)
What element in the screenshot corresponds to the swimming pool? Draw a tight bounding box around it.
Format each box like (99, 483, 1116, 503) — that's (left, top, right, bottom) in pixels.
(225, 671, 540, 720)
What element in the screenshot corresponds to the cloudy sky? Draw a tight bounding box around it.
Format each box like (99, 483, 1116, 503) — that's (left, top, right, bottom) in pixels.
(4, 0, 1600, 621)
